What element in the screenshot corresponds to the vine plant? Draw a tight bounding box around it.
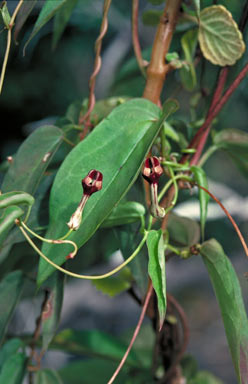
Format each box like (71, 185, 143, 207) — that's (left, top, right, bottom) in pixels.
(0, 0, 248, 383)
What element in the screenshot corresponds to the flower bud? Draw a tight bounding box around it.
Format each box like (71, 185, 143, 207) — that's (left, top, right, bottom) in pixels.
(67, 170, 103, 230)
(142, 156, 163, 184)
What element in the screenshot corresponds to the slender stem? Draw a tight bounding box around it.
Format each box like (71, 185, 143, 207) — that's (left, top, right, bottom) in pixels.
(132, 0, 146, 77)
(188, 63, 248, 165)
(18, 224, 148, 280)
(158, 174, 192, 202)
(20, 221, 77, 257)
(197, 184, 248, 259)
(0, 0, 24, 94)
(79, 0, 112, 135)
(197, 145, 217, 167)
(107, 282, 153, 384)
(143, 0, 182, 103)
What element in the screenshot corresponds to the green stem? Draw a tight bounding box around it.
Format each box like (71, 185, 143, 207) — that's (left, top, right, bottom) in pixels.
(158, 174, 192, 202)
(18, 224, 148, 280)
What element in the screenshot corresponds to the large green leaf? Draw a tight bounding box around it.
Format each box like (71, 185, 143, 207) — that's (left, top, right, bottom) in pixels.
(51, 329, 140, 366)
(52, 0, 79, 49)
(0, 339, 24, 369)
(200, 239, 248, 383)
(34, 369, 63, 384)
(191, 165, 209, 240)
(147, 229, 166, 330)
(0, 271, 24, 344)
(42, 272, 65, 352)
(0, 353, 26, 384)
(38, 98, 178, 286)
(198, 5, 245, 66)
(24, 0, 67, 51)
(213, 128, 248, 179)
(1, 125, 63, 195)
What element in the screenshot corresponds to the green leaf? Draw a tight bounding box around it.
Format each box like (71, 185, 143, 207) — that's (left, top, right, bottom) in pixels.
(42, 272, 65, 352)
(180, 29, 198, 91)
(59, 358, 129, 384)
(0, 339, 24, 369)
(0, 206, 24, 248)
(167, 213, 200, 246)
(142, 10, 163, 26)
(200, 239, 248, 383)
(38, 98, 178, 286)
(92, 268, 133, 297)
(193, 0, 200, 18)
(52, 0, 78, 49)
(213, 128, 248, 179)
(0, 353, 26, 384)
(191, 165, 209, 239)
(101, 201, 145, 228)
(115, 226, 148, 297)
(189, 370, 224, 384)
(0, 271, 24, 344)
(2, 125, 63, 194)
(198, 5, 245, 66)
(14, 0, 37, 42)
(147, 230, 166, 330)
(24, 0, 67, 52)
(34, 369, 63, 384)
(52, 329, 139, 366)
(0, 2, 11, 28)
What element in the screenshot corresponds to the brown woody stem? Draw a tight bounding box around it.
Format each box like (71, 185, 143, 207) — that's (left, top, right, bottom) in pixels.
(143, 0, 182, 103)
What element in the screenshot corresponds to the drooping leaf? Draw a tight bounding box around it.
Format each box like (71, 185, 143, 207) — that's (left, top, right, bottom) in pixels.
(147, 229, 166, 330)
(34, 369, 63, 384)
(191, 165, 209, 239)
(38, 98, 179, 286)
(14, 0, 37, 42)
(189, 370, 224, 384)
(101, 201, 146, 228)
(0, 353, 26, 384)
(213, 128, 248, 179)
(92, 268, 133, 297)
(24, 0, 67, 52)
(200, 239, 248, 383)
(0, 271, 24, 344)
(142, 10, 163, 26)
(2, 125, 63, 195)
(52, 0, 78, 49)
(51, 329, 140, 366)
(198, 5, 245, 66)
(180, 29, 198, 91)
(167, 213, 200, 246)
(42, 272, 65, 352)
(0, 339, 24, 369)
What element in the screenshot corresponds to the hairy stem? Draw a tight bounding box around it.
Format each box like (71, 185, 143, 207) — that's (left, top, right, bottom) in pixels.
(107, 282, 153, 384)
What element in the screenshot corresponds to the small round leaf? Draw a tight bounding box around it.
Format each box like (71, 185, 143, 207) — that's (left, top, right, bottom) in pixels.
(198, 5, 245, 66)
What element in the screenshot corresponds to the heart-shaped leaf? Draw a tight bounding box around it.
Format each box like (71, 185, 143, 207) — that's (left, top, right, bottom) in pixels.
(200, 239, 248, 383)
(198, 5, 245, 66)
(37, 98, 178, 286)
(147, 229, 166, 330)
